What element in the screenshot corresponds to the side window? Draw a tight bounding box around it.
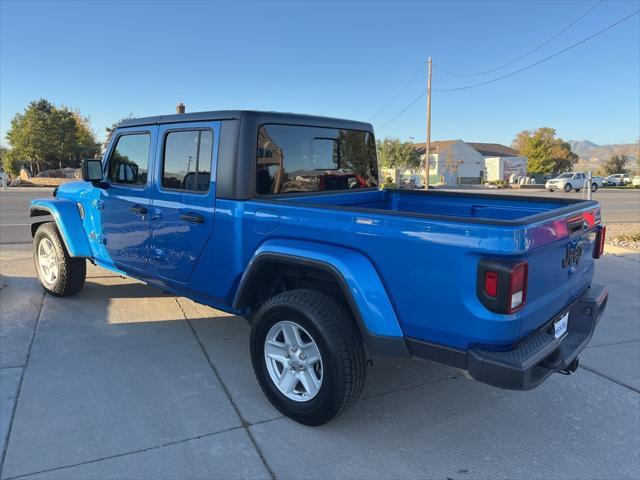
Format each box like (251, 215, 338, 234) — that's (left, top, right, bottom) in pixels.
(162, 130, 213, 192)
(108, 133, 150, 186)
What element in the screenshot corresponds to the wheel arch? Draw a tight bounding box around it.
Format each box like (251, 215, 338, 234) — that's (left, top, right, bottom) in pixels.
(30, 199, 92, 258)
(234, 241, 409, 358)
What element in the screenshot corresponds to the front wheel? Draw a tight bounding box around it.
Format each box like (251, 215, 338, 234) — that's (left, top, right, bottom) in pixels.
(33, 222, 86, 296)
(564, 183, 573, 193)
(591, 183, 598, 192)
(250, 289, 366, 426)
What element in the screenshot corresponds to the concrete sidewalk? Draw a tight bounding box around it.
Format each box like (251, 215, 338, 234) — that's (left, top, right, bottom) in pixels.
(0, 245, 638, 480)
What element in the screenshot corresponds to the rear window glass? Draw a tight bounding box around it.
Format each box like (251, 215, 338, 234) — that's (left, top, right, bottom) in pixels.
(256, 124, 379, 195)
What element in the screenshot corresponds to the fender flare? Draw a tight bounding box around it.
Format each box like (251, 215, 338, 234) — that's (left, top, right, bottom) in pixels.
(234, 239, 409, 358)
(30, 199, 92, 258)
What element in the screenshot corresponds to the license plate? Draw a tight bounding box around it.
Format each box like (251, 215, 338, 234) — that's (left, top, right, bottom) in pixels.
(554, 312, 569, 339)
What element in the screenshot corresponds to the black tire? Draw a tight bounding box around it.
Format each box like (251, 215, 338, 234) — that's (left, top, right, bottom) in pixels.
(591, 183, 598, 192)
(250, 289, 366, 426)
(574, 188, 581, 193)
(33, 222, 86, 296)
(564, 183, 572, 193)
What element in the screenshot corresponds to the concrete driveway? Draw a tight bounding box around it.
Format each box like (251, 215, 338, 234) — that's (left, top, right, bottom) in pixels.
(0, 243, 638, 480)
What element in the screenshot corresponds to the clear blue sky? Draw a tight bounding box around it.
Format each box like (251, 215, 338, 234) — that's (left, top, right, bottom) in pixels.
(1, 0, 638, 148)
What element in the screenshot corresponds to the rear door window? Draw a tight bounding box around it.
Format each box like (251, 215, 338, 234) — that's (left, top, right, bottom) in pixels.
(162, 130, 213, 193)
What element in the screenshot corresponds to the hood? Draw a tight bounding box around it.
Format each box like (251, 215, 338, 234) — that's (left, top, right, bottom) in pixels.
(57, 181, 91, 195)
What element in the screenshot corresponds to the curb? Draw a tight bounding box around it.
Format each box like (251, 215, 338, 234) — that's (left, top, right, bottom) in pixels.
(603, 244, 640, 262)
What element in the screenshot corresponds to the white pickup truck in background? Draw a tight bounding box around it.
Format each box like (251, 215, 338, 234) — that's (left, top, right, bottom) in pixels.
(546, 172, 604, 193)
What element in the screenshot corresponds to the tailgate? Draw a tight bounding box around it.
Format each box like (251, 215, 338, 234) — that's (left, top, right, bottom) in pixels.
(519, 206, 603, 338)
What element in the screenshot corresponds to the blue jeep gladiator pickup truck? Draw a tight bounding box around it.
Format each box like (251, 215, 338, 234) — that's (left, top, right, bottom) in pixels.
(30, 110, 609, 425)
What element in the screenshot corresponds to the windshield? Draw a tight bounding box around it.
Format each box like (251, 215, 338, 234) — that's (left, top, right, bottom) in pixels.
(256, 124, 379, 195)
(557, 173, 573, 179)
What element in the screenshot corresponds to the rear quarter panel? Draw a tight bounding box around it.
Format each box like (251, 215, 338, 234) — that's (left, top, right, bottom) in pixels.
(226, 197, 598, 350)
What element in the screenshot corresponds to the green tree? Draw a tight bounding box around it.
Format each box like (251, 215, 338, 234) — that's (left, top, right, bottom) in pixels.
(376, 138, 420, 170)
(1, 148, 23, 176)
(602, 154, 630, 175)
(512, 127, 577, 174)
(5, 99, 97, 175)
(103, 114, 134, 152)
(71, 111, 100, 162)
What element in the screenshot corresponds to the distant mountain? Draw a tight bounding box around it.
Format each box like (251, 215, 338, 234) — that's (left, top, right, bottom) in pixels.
(568, 140, 639, 173)
(568, 140, 599, 152)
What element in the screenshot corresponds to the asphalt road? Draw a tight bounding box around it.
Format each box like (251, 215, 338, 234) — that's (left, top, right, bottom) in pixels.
(0, 189, 56, 245)
(0, 187, 639, 245)
(0, 244, 638, 479)
(468, 187, 640, 224)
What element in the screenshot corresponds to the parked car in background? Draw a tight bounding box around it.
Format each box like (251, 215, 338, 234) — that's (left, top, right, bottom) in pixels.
(606, 174, 631, 186)
(591, 176, 605, 192)
(545, 172, 601, 192)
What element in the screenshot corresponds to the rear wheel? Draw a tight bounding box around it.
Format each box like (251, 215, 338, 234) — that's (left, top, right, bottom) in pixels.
(33, 222, 86, 296)
(250, 289, 366, 425)
(591, 183, 598, 192)
(564, 183, 572, 193)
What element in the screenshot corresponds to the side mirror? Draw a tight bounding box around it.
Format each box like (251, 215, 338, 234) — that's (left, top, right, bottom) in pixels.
(82, 159, 104, 184)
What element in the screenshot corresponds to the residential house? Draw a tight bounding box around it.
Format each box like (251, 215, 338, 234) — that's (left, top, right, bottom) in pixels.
(468, 143, 528, 182)
(413, 140, 527, 184)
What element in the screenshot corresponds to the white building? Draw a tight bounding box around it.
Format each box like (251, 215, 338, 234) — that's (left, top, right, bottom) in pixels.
(468, 143, 527, 182)
(413, 141, 527, 184)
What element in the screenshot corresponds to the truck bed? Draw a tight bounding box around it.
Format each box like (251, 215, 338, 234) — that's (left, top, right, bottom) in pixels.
(267, 189, 594, 225)
(244, 188, 600, 350)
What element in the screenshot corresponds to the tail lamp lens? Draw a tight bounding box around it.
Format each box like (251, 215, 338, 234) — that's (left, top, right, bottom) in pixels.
(477, 259, 528, 314)
(484, 271, 498, 297)
(593, 225, 606, 258)
(508, 262, 528, 312)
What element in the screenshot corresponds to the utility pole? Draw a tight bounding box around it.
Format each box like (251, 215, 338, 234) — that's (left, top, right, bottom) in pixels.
(424, 57, 432, 190)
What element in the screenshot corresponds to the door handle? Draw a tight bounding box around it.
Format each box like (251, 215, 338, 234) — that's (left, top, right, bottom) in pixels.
(181, 212, 204, 224)
(130, 205, 147, 215)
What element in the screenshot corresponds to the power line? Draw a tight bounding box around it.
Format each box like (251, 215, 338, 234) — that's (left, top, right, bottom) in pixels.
(434, 8, 639, 92)
(376, 90, 426, 132)
(375, 8, 639, 131)
(367, 63, 426, 121)
(434, 0, 604, 77)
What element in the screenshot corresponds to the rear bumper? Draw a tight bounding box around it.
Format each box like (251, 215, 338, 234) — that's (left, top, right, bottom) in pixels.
(407, 283, 608, 390)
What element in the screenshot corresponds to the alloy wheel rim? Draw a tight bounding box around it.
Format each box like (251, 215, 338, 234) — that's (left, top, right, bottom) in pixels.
(264, 320, 323, 402)
(37, 238, 59, 285)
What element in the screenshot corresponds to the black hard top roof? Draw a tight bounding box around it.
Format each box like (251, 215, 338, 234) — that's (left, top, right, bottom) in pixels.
(118, 110, 373, 132)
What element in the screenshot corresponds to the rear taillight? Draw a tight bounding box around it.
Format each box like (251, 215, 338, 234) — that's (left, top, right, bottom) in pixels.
(477, 259, 529, 314)
(507, 262, 528, 313)
(593, 225, 606, 258)
(484, 271, 498, 297)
